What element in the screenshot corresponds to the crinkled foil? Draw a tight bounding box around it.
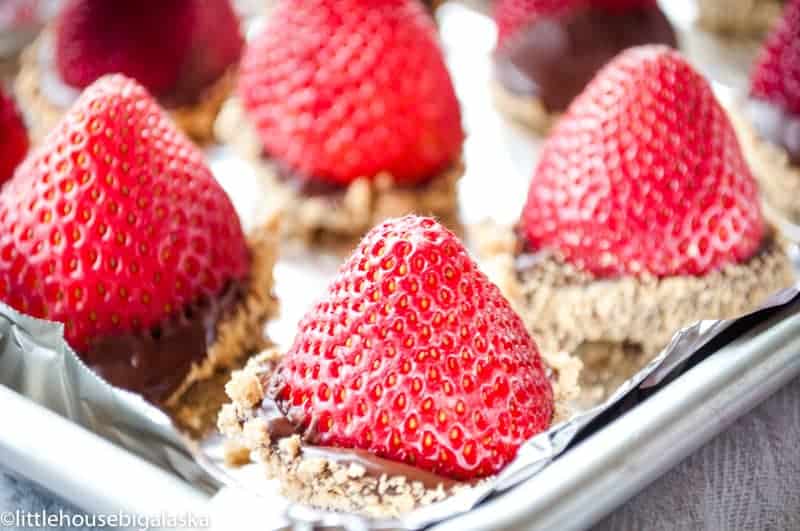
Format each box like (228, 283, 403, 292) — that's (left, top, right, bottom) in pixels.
(1, 284, 798, 530)
(0, 304, 220, 493)
(2, 3, 800, 531)
(224, 288, 800, 531)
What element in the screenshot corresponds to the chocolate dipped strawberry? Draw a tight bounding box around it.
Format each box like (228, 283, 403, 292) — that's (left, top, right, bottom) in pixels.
(0, 75, 277, 430)
(219, 216, 575, 516)
(485, 46, 794, 395)
(218, 0, 464, 242)
(0, 86, 28, 184)
(492, 0, 676, 131)
(739, 0, 800, 223)
(16, 0, 243, 142)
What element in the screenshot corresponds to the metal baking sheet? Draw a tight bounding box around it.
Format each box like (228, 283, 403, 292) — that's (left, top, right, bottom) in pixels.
(2, 294, 799, 531)
(2, 2, 798, 530)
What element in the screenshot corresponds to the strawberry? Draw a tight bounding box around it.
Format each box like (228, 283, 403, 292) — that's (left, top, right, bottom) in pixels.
(0, 74, 249, 355)
(494, 0, 657, 48)
(0, 86, 28, 184)
(54, 0, 243, 101)
(268, 215, 553, 480)
(751, 0, 800, 116)
(494, 0, 581, 48)
(520, 46, 764, 278)
(238, 0, 463, 188)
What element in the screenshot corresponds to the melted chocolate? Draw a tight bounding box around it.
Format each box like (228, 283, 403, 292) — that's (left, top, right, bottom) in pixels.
(493, 5, 677, 112)
(38, 32, 221, 110)
(256, 396, 298, 440)
(302, 446, 459, 490)
(748, 99, 800, 165)
(85, 281, 245, 403)
(269, 156, 450, 198)
(259, 375, 459, 489)
(271, 159, 348, 197)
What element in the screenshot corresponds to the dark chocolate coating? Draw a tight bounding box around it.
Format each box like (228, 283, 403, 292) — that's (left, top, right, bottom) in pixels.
(85, 281, 245, 403)
(260, 373, 460, 488)
(269, 154, 450, 197)
(493, 5, 677, 113)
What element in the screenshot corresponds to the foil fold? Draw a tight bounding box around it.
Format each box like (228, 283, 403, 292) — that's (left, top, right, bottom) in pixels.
(2, 285, 797, 530)
(258, 287, 800, 530)
(0, 302, 217, 493)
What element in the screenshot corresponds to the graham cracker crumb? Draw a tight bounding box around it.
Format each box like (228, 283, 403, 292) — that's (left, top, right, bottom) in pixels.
(279, 435, 302, 459)
(16, 30, 234, 144)
(697, 0, 783, 35)
(242, 417, 271, 449)
(224, 440, 252, 467)
(165, 213, 281, 435)
(224, 365, 264, 408)
(542, 349, 582, 423)
(218, 404, 241, 438)
(170, 367, 246, 436)
(348, 463, 367, 479)
(219, 342, 572, 517)
(491, 79, 556, 133)
(729, 107, 800, 226)
(297, 458, 327, 481)
(474, 222, 795, 402)
(215, 97, 463, 247)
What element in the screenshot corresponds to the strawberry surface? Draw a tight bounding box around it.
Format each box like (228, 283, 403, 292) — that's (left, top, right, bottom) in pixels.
(269, 216, 553, 480)
(751, 0, 800, 116)
(494, 0, 581, 47)
(0, 75, 250, 353)
(0, 86, 28, 184)
(521, 46, 764, 278)
(494, 0, 657, 47)
(55, 0, 242, 100)
(238, 0, 463, 187)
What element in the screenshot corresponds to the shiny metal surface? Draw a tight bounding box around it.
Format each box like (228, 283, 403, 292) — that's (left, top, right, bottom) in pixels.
(433, 306, 800, 531)
(1, 1, 798, 530)
(0, 386, 209, 520)
(2, 300, 799, 531)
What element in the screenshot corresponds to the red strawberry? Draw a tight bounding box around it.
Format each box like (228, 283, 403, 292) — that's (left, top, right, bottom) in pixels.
(0, 86, 28, 184)
(268, 215, 553, 480)
(238, 0, 463, 188)
(521, 46, 764, 278)
(494, 0, 657, 48)
(494, 0, 581, 47)
(55, 0, 243, 101)
(751, 0, 800, 116)
(0, 74, 249, 355)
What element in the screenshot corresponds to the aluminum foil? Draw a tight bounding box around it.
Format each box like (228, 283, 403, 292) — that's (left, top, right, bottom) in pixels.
(2, 2, 799, 530)
(207, 290, 800, 531)
(1, 281, 798, 531)
(0, 303, 220, 493)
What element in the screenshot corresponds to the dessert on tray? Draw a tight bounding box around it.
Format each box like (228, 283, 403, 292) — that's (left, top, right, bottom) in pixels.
(480, 46, 795, 396)
(491, 0, 676, 132)
(734, 0, 800, 225)
(15, 0, 243, 143)
(219, 215, 580, 516)
(422, 0, 444, 11)
(0, 85, 28, 183)
(0, 75, 278, 434)
(697, 0, 784, 35)
(216, 0, 464, 245)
